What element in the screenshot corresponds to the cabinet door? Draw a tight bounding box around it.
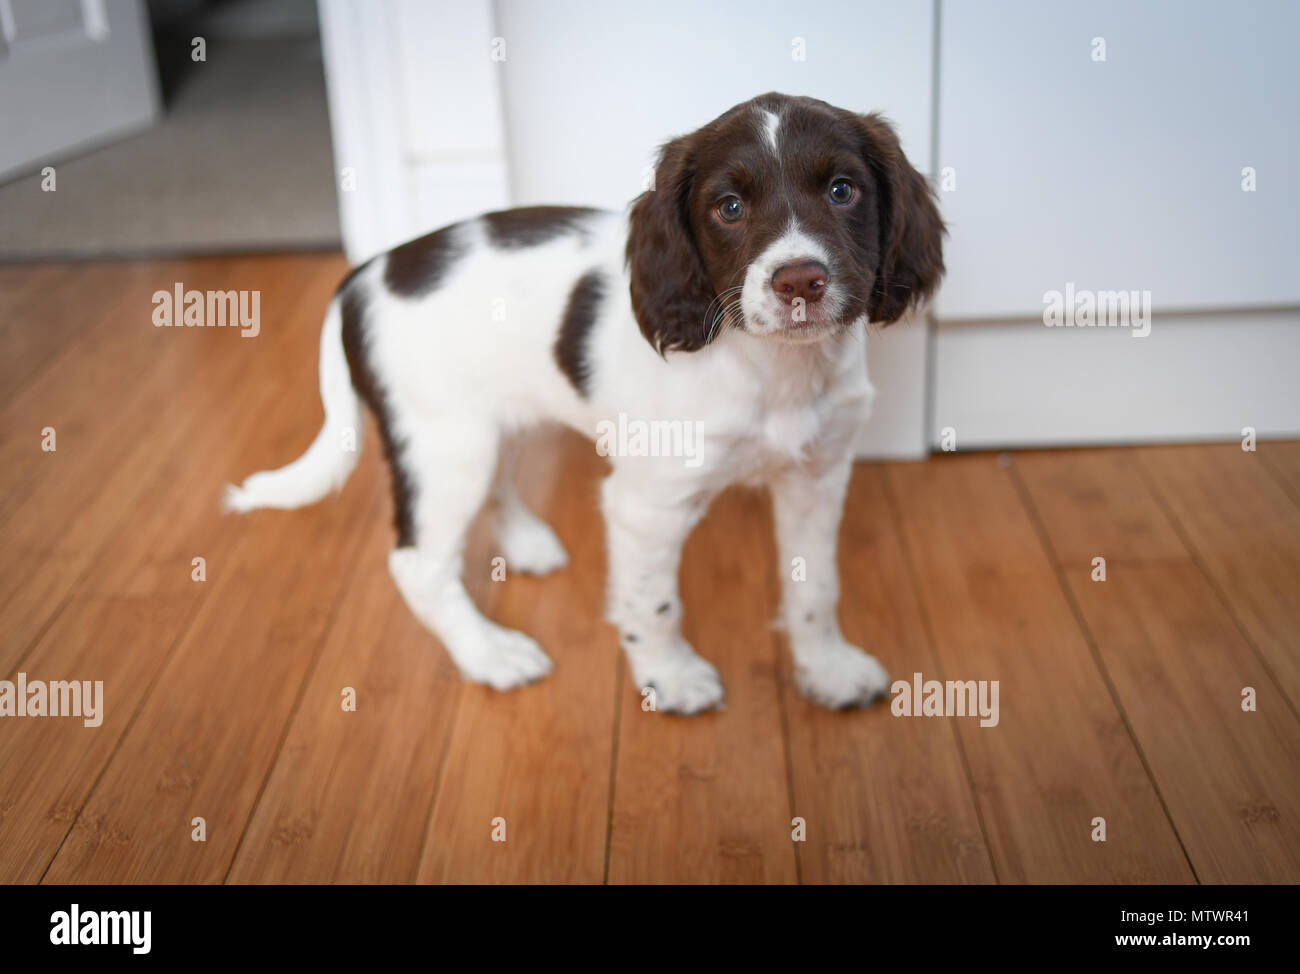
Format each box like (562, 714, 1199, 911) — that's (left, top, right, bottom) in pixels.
(936, 0, 1300, 319)
(930, 0, 1300, 448)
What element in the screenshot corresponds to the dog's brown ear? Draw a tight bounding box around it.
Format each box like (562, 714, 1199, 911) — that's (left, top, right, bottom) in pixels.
(855, 113, 946, 325)
(625, 137, 717, 353)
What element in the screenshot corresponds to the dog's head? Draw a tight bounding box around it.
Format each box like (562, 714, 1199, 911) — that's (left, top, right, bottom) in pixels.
(626, 93, 945, 351)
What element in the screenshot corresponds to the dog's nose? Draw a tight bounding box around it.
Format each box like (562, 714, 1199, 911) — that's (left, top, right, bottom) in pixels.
(770, 261, 828, 305)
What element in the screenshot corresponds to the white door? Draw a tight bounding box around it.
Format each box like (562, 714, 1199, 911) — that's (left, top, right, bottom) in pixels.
(0, 0, 159, 181)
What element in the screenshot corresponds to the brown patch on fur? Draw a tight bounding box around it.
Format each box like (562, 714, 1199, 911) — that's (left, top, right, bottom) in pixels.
(482, 206, 597, 249)
(553, 269, 605, 396)
(383, 224, 463, 298)
(339, 264, 418, 547)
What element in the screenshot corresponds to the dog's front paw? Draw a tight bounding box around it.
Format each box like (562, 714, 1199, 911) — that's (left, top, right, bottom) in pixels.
(794, 641, 890, 710)
(632, 647, 725, 715)
(455, 621, 555, 691)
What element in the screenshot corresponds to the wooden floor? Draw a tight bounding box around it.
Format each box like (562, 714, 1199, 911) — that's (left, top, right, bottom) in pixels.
(2, 254, 1299, 884)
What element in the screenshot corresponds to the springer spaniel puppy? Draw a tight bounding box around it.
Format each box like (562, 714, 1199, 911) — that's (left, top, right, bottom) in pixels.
(227, 92, 944, 714)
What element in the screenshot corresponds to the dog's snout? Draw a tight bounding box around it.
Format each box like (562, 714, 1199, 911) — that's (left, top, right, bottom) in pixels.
(770, 261, 828, 305)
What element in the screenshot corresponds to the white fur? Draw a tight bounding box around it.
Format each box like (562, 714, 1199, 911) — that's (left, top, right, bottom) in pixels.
(741, 220, 844, 339)
(759, 108, 781, 153)
(227, 209, 885, 713)
(224, 296, 362, 512)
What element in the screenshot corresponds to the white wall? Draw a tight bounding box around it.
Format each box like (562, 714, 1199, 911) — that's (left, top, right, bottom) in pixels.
(494, 0, 934, 210)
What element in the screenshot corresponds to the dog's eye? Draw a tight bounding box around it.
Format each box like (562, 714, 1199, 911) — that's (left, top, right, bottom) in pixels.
(829, 180, 856, 205)
(717, 196, 745, 223)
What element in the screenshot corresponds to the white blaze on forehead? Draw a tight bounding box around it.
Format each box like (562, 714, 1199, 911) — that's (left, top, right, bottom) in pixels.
(758, 109, 781, 153)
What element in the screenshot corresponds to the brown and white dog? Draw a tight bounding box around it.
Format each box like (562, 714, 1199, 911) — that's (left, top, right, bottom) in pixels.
(227, 92, 945, 714)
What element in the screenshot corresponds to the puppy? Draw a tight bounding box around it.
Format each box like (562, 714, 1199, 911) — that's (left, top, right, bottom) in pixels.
(226, 92, 944, 714)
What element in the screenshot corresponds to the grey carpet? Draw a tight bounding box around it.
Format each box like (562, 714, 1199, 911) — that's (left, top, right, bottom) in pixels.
(0, 34, 341, 260)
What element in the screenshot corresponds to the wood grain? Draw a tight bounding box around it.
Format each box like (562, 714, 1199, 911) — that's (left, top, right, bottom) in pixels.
(0, 256, 323, 671)
(225, 448, 463, 884)
(34, 258, 385, 883)
(417, 430, 618, 883)
(781, 465, 995, 883)
(1258, 440, 1300, 507)
(606, 486, 797, 884)
(2, 256, 1296, 884)
(1017, 449, 1300, 883)
(1136, 444, 1300, 710)
(886, 454, 1194, 883)
(0, 258, 344, 882)
(0, 263, 81, 406)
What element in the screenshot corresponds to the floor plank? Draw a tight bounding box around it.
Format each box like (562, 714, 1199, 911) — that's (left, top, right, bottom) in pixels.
(3, 256, 1296, 885)
(0, 259, 343, 882)
(1017, 448, 1300, 883)
(606, 487, 797, 884)
(33, 259, 386, 883)
(0, 257, 324, 671)
(1136, 444, 1300, 711)
(0, 257, 303, 524)
(416, 431, 618, 883)
(40, 466, 382, 883)
(781, 464, 996, 883)
(1258, 440, 1300, 510)
(886, 455, 1195, 883)
(225, 449, 462, 883)
(0, 263, 68, 316)
(0, 265, 118, 409)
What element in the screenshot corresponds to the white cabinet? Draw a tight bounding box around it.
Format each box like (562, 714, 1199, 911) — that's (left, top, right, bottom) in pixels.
(318, 0, 1299, 454)
(931, 0, 1300, 447)
(936, 0, 1300, 319)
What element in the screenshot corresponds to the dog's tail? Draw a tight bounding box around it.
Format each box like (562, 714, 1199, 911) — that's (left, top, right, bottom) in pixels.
(223, 294, 363, 513)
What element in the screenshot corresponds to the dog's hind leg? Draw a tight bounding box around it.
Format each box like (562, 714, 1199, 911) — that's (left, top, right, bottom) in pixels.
(388, 421, 554, 691)
(487, 439, 569, 576)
